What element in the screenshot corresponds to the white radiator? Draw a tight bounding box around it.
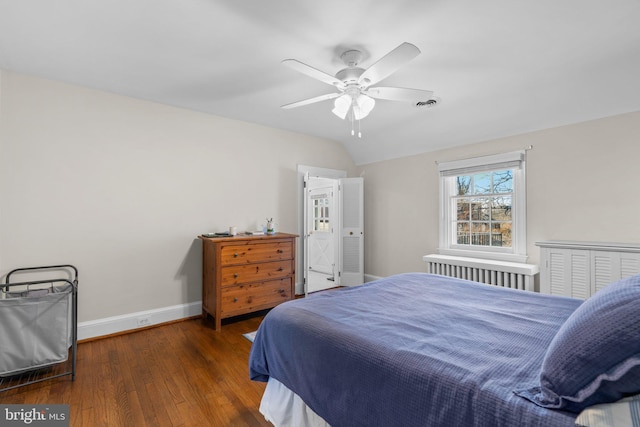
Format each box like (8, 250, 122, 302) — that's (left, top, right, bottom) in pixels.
(536, 240, 640, 298)
(422, 254, 539, 292)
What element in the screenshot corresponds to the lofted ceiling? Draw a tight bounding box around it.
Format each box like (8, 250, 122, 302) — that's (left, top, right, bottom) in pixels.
(1, 1, 640, 165)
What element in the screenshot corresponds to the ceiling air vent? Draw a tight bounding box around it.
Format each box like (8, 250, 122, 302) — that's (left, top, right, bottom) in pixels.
(415, 98, 440, 109)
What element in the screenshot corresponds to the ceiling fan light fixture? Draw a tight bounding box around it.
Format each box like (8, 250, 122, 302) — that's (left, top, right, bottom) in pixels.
(334, 92, 376, 121)
(354, 94, 375, 120)
(332, 94, 351, 119)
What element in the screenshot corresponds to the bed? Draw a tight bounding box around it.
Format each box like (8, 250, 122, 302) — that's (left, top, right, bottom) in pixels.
(249, 272, 640, 427)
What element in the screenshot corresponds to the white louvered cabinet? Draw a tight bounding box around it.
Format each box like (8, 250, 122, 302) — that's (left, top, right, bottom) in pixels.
(537, 241, 640, 299)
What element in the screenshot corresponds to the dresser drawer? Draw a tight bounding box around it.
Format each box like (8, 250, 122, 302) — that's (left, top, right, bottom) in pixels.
(220, 260, 293, 286)
(220, 241, 293, 266)
(220, 278, 292, 316)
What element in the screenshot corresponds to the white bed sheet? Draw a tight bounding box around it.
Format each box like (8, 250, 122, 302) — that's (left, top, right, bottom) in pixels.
(260, 377, 331, 427)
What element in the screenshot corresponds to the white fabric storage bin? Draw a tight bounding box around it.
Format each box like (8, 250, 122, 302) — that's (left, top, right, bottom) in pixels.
(0, 284, 73, 377)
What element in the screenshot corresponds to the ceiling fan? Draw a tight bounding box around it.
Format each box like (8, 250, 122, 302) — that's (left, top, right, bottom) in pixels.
(281, 42, 434, 136)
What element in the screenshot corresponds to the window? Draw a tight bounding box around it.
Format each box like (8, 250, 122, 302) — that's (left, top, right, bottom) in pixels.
(312, 194, 330, 232)
(455, 170, 513, 248)
(438, 151, 527, 262)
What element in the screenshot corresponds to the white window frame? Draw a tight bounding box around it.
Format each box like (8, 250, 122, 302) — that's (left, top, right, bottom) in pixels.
(437, 150, 528, 263)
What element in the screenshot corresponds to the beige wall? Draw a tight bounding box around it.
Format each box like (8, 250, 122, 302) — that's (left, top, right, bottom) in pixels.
(2, 69, 638, 322)
(0, 70, 356, 322)
(358, 111, 640, 277)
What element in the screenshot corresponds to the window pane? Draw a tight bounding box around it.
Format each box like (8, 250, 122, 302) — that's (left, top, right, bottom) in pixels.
(456, 176, 471, 195)
(471, 198, 490, 221)
(471, 222, 490, 246)
(456, 199, 470, 220)
(456, 222, 470, 245)
(493, 170, 513, 193)
(492, 223, 512, 248)
(491, 196, 512, 221)
(473, 173, 491, 194)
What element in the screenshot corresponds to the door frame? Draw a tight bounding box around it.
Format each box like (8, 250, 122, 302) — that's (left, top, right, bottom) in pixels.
(296, 165, 347, 295)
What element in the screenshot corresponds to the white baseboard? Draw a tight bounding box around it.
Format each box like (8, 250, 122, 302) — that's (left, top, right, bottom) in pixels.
(78, 301, 202, 341)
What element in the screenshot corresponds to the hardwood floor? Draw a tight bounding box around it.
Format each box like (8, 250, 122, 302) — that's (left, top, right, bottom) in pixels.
(0, 313, 271, 427)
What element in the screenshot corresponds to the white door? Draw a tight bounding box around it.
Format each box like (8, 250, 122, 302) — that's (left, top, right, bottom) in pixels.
(339, 177, 364, 286)
(304, 176, 339, 294)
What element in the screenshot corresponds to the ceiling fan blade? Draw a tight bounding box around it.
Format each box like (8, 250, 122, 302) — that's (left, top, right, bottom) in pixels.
(358, 42, 421, 87)
(282, 59, 344, 88)
(281, 92, 341, 109)
(365, 86, 434, 103)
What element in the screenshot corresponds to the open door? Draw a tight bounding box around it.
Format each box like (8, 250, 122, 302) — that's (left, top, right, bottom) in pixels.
(303, 175, 364, 293)
(339, 177, 364, 286)
(304, 175, 339, 294)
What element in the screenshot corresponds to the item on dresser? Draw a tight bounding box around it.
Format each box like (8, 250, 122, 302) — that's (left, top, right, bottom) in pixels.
(201, 232, 231, 238)
(198, 232, 297, 330)
(265, 218, 275, 235)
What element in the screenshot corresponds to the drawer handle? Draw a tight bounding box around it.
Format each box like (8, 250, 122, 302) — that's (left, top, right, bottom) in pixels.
(277, 249, 284, 253)
(233, 253, 239, 258)
(233, 297, 238, 302)
(278, 289, 285, 294)
(234, 273, 239, 278)
(277, 267, 284, 272)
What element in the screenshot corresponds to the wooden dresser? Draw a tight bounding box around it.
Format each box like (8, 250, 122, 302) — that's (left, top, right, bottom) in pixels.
(199, 232, 297, 330)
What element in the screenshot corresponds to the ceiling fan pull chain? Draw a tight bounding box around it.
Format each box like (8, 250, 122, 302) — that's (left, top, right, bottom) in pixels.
(358, 118, 362, 138)
(351, 109, 355, 136)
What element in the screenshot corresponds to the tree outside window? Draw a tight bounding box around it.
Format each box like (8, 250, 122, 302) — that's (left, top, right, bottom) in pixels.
(453, 170, 513, 248)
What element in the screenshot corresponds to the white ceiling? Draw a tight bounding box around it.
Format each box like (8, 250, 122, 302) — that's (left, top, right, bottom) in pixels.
(1, 1, 639, 165)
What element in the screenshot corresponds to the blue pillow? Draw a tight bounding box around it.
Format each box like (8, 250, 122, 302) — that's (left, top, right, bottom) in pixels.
(515, 274, 640, 413)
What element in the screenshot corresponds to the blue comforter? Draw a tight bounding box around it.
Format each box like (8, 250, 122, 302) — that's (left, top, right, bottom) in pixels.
(249, 273, 582, 427)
